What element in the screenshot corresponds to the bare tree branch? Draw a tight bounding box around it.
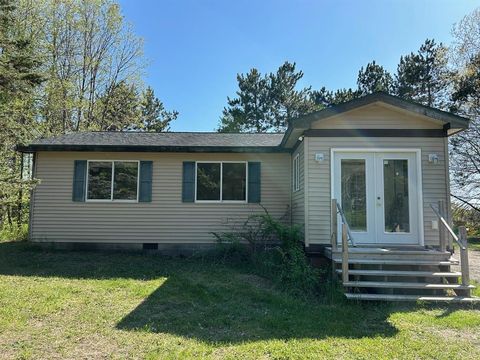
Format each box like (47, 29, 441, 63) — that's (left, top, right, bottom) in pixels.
(451, 193, 480, 213)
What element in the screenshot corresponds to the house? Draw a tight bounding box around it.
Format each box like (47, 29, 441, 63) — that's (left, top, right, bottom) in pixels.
(18, 92, 476, 301)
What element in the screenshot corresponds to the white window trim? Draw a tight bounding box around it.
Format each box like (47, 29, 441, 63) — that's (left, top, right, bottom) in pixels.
(293, 154, 300, 192)
(85, 160, 140, 203)
(194, 161, 248, 203)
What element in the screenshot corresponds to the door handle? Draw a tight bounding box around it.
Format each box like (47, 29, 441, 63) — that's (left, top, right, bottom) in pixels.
(376, 196, 382, 206)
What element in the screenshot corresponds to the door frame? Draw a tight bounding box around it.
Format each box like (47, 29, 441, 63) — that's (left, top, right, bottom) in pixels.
(330, 148, 424, 246)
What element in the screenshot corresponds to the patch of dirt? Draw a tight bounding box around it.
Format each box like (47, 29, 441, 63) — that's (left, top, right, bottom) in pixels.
(452, 250, 480, 283)
(428, 326, 480, 344)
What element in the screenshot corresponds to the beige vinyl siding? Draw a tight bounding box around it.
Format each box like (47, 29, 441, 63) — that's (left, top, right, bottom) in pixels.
(31, 152, 291, 243)
(311, 103, 444, 130)
(291, 141, 305, 232)
(305, 137, 448, 247)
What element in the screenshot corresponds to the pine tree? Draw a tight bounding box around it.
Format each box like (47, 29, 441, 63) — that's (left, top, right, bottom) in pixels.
(96, 81, 140, 131)
(139, 86, 178, 132)
(218, 68, 271, 132)
(268, 62, 316, 129)
(0, 0, 42, 231)
(395, 39, 449, 108)
(311, 87, 361, 107)
(357, 61, 393, 95)
(311, 61, 392, 107)
(218, 62, 315, 132)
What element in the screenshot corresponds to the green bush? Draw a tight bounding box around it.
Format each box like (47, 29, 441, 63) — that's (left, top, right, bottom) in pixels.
(0, 222, 29, 242)
(209, 232, 252, 265)
(212, 210, 322, 296)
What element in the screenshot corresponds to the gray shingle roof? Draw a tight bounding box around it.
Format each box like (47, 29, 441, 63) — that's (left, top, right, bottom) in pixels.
(18, 132, 286, 153)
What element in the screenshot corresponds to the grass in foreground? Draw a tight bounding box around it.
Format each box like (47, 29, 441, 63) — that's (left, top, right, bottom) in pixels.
(0, 241, 480, 359)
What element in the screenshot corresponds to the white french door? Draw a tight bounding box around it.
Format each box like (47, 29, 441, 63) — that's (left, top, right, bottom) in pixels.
(333, 150, 421, 245)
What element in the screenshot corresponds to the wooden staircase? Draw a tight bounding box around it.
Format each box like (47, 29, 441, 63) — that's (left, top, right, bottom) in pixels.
(325, 246, 477, 302)
(328, 199, 478, 303)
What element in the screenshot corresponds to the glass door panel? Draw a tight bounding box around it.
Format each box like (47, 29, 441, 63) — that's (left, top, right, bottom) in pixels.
(375, 153, 419, 245)
(383, 159, 410, 233)
(341, 160, 367, 232)
(333, 153, 376, 244)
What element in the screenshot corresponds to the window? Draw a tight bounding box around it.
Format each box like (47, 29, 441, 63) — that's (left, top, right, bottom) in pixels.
(87, 161, 139, 201)
(196, 162, 247, 202)
(293, 154, 300, 192)
(222, 163, 247, 200)
(196, 163, 221, 201)
(88, 161, 112, 200)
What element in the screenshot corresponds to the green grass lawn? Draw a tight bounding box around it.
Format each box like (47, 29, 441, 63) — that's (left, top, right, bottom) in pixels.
(1, 241, 480, 359)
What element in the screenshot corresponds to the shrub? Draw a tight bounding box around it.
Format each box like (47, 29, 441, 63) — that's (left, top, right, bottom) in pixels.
(209, 232, 252, 265)
(0, 222, 29, 242)
(212, 209, 322, 296)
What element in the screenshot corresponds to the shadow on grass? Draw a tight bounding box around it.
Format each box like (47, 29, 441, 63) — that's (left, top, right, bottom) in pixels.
(115, 275, 404, 343)
(0, 241, 426, 343)
(0, 241, 178, 280)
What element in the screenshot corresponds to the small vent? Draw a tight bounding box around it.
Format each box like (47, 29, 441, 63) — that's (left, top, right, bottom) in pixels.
(143, 243, 158, 250)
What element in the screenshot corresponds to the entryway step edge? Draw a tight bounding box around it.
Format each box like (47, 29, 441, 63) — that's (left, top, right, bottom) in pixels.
(343, 281, 475, 289)
(345, 293, 480, 302)
(332, 259, 458, 266)
(336, 269, 462, 277)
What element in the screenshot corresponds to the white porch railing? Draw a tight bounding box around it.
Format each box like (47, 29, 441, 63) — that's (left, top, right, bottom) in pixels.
(430, 202, 470, 295)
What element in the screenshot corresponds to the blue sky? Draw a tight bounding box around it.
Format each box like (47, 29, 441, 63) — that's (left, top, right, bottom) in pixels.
(118, 0, 479, 131)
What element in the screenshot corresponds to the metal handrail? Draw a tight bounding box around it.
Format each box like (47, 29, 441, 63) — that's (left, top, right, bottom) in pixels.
(430, 203, 466, 250)
(336, 202, 356, 247)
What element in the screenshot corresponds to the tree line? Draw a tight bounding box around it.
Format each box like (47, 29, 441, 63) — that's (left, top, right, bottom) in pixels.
(218, 10, 480, 215)
(218, 39, 449, 133)
(0, 0, 177, 231)
(1, 0, 479, 236)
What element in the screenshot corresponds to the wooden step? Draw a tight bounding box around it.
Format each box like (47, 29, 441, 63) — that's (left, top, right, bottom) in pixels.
(343, 281, 475, 290)
(325, 247, 453, 261)
(333, 259, 458, 266)
(331, 255, 452, 262)
(329, 248, 451, 256)
(336, 269, 462, 277)
(345, 293, 480, 302)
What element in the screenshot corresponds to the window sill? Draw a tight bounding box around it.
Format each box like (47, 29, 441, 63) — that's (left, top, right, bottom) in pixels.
(84, 200, 139, 203)
(194, 200, 248, 204)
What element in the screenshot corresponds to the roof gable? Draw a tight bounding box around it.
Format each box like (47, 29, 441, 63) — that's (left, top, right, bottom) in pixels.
(282, 92, 470, 147)
(310, 102, 444, 130)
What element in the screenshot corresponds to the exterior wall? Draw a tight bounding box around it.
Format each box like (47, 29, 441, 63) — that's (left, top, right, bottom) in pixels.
(305, 137, 448, 247)
(291, 141, 305, 233)
(31, 151, 291, 244)
(311, 103, 444, 130)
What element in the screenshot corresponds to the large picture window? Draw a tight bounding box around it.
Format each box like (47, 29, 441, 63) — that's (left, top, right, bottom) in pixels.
(196, 162, 247, 202)
(87, 161, 139, 201)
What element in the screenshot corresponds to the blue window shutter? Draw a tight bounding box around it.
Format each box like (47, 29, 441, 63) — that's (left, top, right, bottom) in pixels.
(248, 162, 261, 203)
(139, 161, 153, 202)
(182, 161, 195, 202)
(72, 160, 87, 202)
